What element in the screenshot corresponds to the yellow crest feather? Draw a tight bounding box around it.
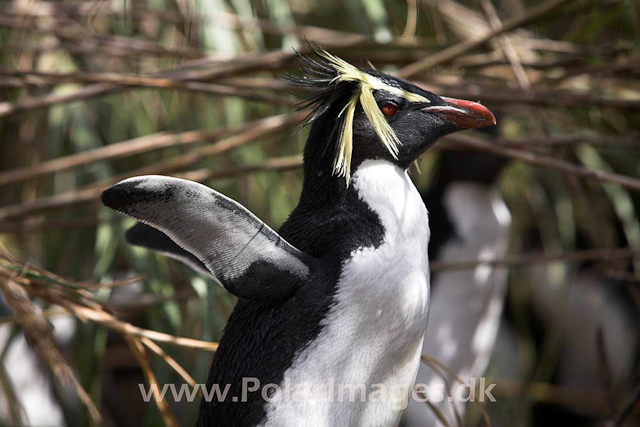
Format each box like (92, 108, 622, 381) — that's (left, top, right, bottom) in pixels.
(315, 49, 430, 185)
(334, 93, 359, 182)
(359, 84, 401, 159)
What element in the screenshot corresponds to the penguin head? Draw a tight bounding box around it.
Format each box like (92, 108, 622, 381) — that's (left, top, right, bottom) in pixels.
(289, 47, 496, 185)
(349, 70, 496, 168)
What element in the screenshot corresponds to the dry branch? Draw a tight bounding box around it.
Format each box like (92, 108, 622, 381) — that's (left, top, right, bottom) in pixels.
(217, 77, 640, 112)
(415, 81, 640, 110)
(180, 154, 303, 182)
(0, 127, 635, 192)
(0, 15, 206, 59)
(0, 263, 101, 424)
(0, 70, 296, 106)
(125, 336, 179, 427)
(494, 379, 608, 413)
(141, 337, 197, 388)
(0, 249, 220, 424)
(67, 305, 218, 351)
(0, 274, 218, 351)
(398, 0, 578, 77)
(2, 127, 639, 224)
(0, 218, 101, 234)
(0, 82, 118, 118)
(495, 134, 640, 149)
(0, 47, 298, 118)
(447, 134, 640, 191)
(0, 113, 300, 188)
(421, 354, 492, 426)
(0, 113, 303, 221)
(0, 41, 208, 60)
(0, 5, 373, 47)
(430, 247, 640, 271)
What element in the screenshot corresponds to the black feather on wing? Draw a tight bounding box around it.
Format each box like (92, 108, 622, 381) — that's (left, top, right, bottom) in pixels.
(102, 175, 315, 303)
(125, 222, 214, 279)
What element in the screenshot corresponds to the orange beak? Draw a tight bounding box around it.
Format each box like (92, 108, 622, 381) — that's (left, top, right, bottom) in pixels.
(423, 97, 496, 129)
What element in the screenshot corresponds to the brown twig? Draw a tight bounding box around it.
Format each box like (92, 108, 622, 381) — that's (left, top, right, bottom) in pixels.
(0, 266, 101, 424)
(478, 0, 532, 90)
(0, 113, 299, 188)
(430, 247, 640, 271)
(401, 0, 419, 42)
(3, 128, 640, 223)
(141, 337, 197, 388)
(494, 134, 640, 149)
(0, 70, 296, 105)
(0, 15, 207, 59)
(0, 113, 303, 221)
(0, 217, 101, 234)
(421, 354, 493, 427)
(447, 134, 640, 192)
(64, 299, 213, 351)
(0, 47, 299, 118)
(398, 0, 578, 77)
(0, 259, 218, 353)
(415, 81, 640, 110)
(0, 40, 208, 59)
(125, 335, 179, 427)
(494, 378, 608, 412)
(1, 128, 636, 195)
(180, 154, 303, 182)
(0, 6, 373, 47)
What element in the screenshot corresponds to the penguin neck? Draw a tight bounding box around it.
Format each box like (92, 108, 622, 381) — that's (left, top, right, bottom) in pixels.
(350, 160, 429, 249)
(297, 156, 350, 211)
(281, 154, 385, 259)
(280, 126, 404, 259)
(294, 113, 354, 204)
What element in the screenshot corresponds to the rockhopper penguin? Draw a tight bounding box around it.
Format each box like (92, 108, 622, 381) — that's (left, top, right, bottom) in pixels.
(101, 48, 496, 426)
(404, 147, 511, 426)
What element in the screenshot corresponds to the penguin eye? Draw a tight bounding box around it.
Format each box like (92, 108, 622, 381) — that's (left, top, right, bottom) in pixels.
(380, 103, 398, 117)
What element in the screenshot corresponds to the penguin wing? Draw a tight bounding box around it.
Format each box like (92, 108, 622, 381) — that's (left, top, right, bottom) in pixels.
(125, 222, 215, 279)
(101, 175, 313, 302)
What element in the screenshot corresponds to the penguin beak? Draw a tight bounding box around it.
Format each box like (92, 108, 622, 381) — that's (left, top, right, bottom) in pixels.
(422, 97, 496, 129)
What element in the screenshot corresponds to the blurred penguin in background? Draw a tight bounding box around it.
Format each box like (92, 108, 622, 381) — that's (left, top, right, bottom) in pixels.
(404, 122, 511, 426)
(0, 295, 75, 426)
(522, 238, 640, 426)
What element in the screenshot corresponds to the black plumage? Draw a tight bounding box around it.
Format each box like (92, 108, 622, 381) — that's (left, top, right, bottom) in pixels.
(102, 46, 497, 426)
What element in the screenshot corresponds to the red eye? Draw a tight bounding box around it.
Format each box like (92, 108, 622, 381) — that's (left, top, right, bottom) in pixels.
(381, 103, 397, 117)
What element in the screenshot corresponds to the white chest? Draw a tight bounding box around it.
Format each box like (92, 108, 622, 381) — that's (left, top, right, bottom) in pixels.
(262, 161, 431, 427)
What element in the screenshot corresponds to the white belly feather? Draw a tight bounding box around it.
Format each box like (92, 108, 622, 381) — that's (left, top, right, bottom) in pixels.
(262, 160, 430, 427)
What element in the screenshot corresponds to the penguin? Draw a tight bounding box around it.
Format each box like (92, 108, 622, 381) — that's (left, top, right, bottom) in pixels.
(101, 48, 496, 426)
(0, 295, 75, 425)
(403, 144, 511, 426)
(528, 267, 639, 425)
(520, 232, 640, 425)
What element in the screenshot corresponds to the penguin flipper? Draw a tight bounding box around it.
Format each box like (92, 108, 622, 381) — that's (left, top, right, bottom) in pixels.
(101, 175, 313, 302)
(125, 222, 214, 279)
